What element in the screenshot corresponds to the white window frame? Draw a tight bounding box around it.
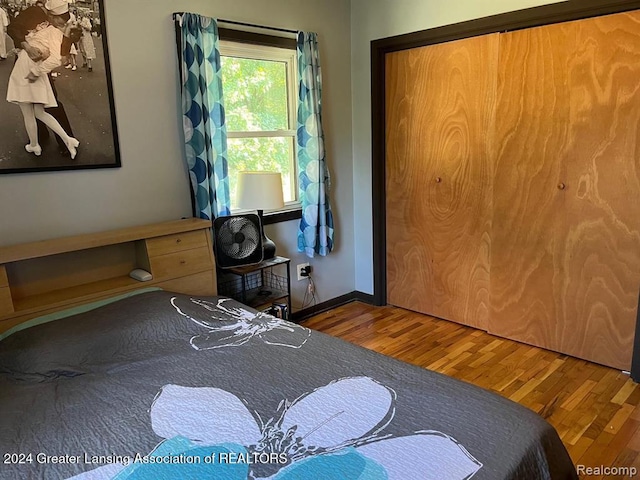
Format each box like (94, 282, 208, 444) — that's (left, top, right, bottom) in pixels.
(219, 40, 300, 213)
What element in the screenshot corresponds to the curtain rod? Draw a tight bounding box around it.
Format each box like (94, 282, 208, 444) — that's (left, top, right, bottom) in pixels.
(173, 13, 297, 35)
(219, 19, 298, 35)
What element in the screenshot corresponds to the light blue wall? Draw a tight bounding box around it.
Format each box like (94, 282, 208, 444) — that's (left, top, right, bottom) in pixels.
(350, 0, 568, 294)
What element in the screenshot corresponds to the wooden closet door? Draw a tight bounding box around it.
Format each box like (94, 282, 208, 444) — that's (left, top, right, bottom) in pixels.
(385, 34, 498, 329)
(490, 23, 575, 355)
(559, 11, 640, 370)
(491, 12, 640, 370)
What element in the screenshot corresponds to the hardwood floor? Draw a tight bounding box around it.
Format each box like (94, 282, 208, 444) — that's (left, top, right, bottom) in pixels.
(302, 302, 640, 479)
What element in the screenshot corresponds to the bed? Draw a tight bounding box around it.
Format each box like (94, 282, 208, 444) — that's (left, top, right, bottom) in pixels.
(0, 289, 578, 479)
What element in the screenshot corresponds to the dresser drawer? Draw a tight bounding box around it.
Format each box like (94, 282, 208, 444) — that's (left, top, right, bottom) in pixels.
(146, 230, 208, 257)
(156, 271, 216, 296)
(0, 287, 14, 316)
(149, 247, 212, 280)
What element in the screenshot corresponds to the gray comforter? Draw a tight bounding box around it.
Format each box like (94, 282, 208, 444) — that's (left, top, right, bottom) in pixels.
(0, 291, 577, 479)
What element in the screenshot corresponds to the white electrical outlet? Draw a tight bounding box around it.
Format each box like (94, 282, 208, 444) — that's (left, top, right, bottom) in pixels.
(297, 263, 310, 281)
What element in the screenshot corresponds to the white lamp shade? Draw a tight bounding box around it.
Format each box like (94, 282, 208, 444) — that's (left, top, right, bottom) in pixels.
(236, 171, 285, 210)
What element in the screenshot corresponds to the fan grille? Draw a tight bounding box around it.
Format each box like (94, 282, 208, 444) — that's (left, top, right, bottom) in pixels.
(213, 214, 263, 268)
(218, 217, 260, 259)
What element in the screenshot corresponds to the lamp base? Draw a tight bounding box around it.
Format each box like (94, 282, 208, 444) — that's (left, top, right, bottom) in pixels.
(258, 209, 276, 261)
(262, 235, 276, 260)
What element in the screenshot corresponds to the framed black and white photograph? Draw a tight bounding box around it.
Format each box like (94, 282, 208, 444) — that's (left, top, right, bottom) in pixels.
(0, 0, 120, 174)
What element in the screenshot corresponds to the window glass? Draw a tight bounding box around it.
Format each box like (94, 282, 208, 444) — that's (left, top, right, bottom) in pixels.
(220, 41, 298, 211)
(222, 57, 289, 132)
(227, 137, 296, 207)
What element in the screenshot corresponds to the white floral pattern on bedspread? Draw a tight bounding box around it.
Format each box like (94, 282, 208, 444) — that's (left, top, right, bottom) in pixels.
(68, 377, 482, 480)
(170, 297, 312, 350)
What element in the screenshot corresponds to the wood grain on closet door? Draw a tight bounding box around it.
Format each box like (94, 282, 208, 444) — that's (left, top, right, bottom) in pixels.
(559, 11, 640, 370)
(385, 34, 498, 329)
(489, 23, 575, 351)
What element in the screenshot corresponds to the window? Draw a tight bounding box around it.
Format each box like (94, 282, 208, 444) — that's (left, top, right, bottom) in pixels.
(219, 39, 298, 212)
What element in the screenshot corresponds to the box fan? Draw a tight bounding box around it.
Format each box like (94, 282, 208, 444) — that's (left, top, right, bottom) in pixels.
(213, 214, 264, 269)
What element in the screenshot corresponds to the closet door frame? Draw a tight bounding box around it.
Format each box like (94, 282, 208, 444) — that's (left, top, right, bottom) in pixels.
(372, 0, 640, 307)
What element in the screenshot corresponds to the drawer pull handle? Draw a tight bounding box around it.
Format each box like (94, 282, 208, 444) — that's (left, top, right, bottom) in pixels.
(176, 238, 182, 243)
(435, 177, 442, 183)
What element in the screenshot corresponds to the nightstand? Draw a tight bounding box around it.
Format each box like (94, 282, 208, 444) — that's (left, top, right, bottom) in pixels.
(217, 256, 291, 320)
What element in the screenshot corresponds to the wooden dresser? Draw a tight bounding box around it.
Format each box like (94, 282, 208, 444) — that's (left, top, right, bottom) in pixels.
(0, 219, 216, 334)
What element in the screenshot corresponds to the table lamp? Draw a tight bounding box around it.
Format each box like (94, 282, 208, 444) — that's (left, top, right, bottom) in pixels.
(236, 171, 284, 260)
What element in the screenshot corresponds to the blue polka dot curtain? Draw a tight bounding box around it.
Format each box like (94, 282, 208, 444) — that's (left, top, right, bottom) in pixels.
(175, 13, 231, 219)
(297, 32, 335, 257)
